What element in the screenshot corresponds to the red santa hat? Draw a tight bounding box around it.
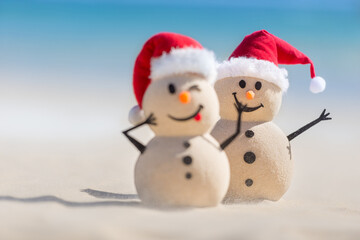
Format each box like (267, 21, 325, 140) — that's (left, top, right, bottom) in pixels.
(129, 32, 217, 125)
(217, 30, 326, 93)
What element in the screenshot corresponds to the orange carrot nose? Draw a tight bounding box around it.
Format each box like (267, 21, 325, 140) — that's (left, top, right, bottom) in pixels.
(246, 90, 255, 100)
(179, 91, 191, 104)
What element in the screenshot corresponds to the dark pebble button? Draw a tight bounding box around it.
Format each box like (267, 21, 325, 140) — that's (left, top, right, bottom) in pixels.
(245, 179, 253, 187)
(183, 156, 192, 165)
(183, 141, 190, 148)
(244, 152, 256, 164)
(185, 172, 192, 179)
(245, 130, 254, 138)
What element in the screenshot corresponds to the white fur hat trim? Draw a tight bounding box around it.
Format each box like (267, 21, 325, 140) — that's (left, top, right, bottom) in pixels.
(150, 47, 217, 83)
(217, 57, 289, 92)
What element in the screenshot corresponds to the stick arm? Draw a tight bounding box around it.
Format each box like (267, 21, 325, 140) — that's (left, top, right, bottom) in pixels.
(287, 109, 331, 141)
(220, 99, 244, 150)
(122, 113, 156, 154)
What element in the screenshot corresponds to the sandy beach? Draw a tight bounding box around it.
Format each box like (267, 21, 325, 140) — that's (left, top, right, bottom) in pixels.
(1, 93, 359, 239)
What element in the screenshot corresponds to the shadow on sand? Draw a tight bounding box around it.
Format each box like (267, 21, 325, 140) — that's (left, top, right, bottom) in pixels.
(81, 188, 138, 200)
(0, 189, 220, 211)
(0, 195, 141, 208)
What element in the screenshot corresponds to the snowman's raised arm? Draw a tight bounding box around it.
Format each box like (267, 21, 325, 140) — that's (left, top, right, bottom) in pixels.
(122, 113, 156, 154)
(287, 109, 331, 141)
(220, 96, 245, 150)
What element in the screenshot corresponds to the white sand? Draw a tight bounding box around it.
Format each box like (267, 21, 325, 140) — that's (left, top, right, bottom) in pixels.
(0, 89, 359, 239)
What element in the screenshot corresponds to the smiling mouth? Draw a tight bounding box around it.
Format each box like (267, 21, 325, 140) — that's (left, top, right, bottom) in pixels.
(232, 92, 264, 112)
(168, 105, 204, 121)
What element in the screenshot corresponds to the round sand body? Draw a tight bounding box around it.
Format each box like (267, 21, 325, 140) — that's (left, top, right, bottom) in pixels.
(212, 120, 293, 202)
(135, 134, 230, 207)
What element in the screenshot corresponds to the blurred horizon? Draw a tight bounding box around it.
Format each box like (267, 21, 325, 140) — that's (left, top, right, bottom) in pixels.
(1, 0, 360, 139)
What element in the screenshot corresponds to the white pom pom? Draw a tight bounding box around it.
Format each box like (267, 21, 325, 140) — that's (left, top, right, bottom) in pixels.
(310, 76, 326, 93)
(128, 105, 145, 125)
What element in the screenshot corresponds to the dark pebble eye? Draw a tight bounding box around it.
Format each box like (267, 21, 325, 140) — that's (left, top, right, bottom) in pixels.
(239, 80, 246, 88)
(255, 81, 262, 90)
(168, 83, 176, 94)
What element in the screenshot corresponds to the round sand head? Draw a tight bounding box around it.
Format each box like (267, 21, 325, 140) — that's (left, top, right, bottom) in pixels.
(142, 74, 220, 136)
(214, 76, 282, 122)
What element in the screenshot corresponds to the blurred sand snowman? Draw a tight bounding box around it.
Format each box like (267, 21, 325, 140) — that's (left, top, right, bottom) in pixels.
(212, 30, 331, 202)
(123, 32, 244, 207)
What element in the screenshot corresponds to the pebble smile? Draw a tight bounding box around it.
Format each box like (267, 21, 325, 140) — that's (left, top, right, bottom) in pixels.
(168, 105, 204, 122)
(232, 92, 264, 112)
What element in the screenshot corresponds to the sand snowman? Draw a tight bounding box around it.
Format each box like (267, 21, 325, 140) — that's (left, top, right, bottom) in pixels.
(123, 33, 244, 207)
(211, 30, 331, 202)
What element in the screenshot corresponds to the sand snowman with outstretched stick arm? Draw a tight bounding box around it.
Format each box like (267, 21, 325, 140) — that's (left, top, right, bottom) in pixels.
(123, 32, 244, 207)
(211, 30, 332, 202)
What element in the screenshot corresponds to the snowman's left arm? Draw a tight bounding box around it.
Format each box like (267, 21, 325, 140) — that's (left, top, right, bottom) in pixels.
(287, 109, 331, 141)
(220, 103, 244, 150)
(122, 114, 156, 153)
(123, 123, 147, 153)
